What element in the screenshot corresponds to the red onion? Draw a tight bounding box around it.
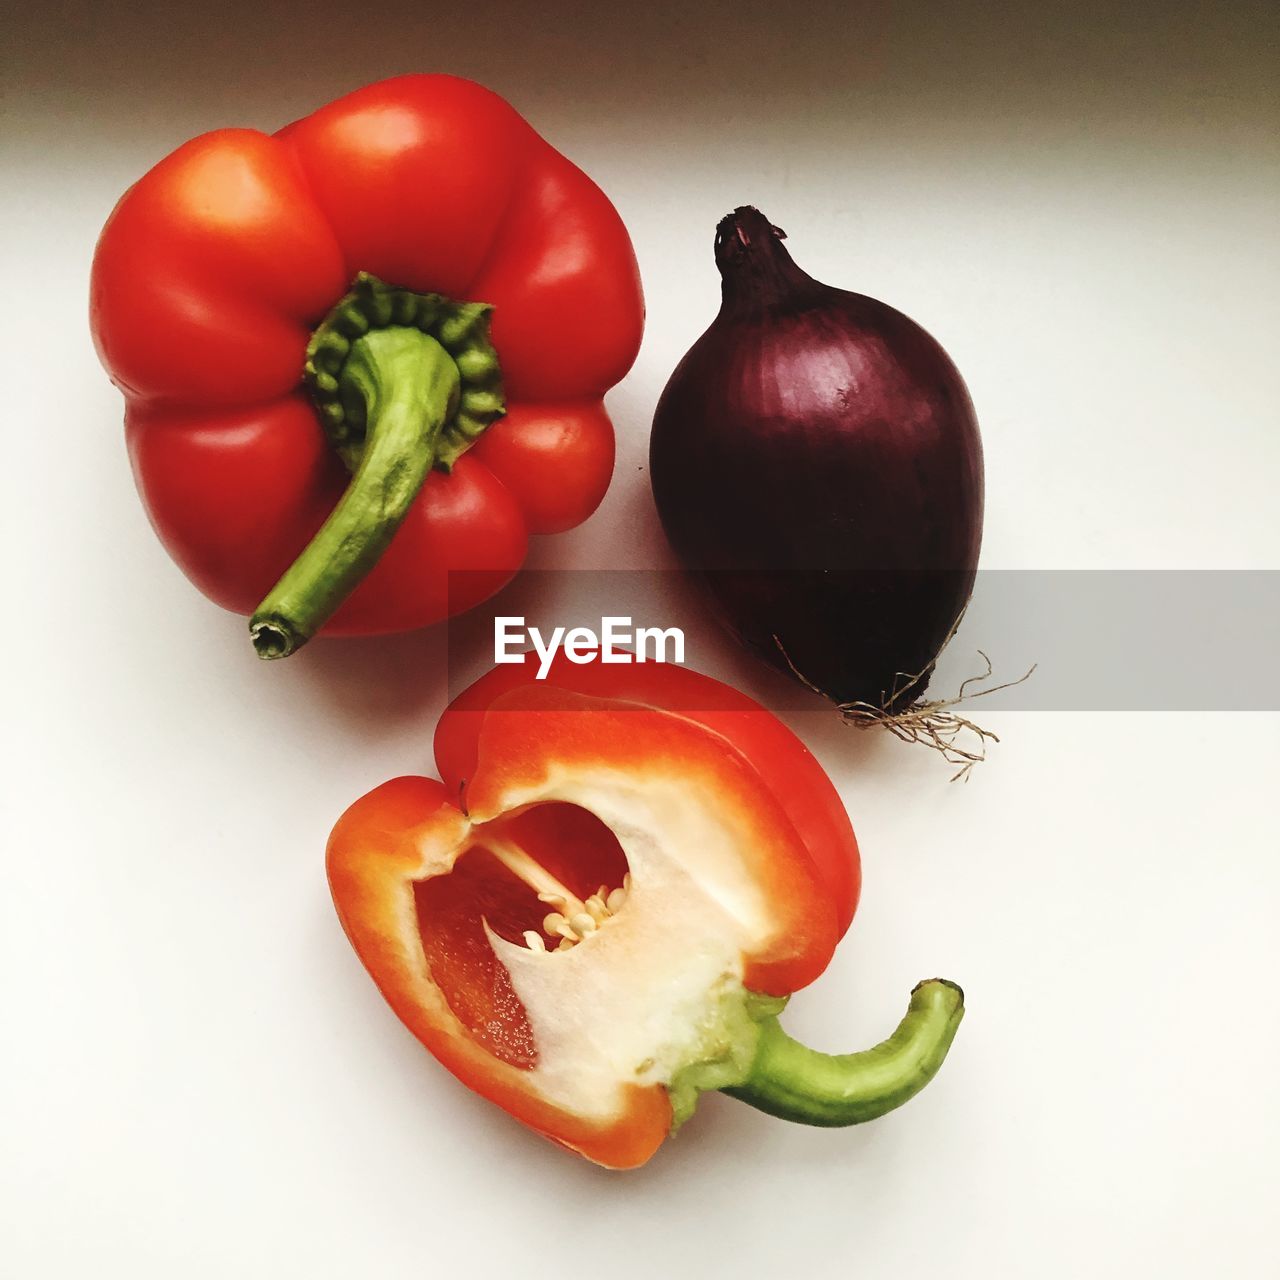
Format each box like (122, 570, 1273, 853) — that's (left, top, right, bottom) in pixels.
(650, 207, 984, 720)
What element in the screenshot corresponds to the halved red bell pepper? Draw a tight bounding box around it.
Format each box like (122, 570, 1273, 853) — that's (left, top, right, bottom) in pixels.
(328, 654, 964, 1168)
(89, 75, 642, 657)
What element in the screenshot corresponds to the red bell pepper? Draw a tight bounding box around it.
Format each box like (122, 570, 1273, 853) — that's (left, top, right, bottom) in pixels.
(89, 76, 643, 657)
(328, 654, 964, 1167)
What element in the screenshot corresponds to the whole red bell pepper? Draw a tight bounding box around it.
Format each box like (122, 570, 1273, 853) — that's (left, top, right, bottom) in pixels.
(328, 653, 964, 1168)
(89, 76, 643, 657)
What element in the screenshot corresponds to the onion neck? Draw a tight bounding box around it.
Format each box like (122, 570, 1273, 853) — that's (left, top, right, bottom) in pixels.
(713, 205, 824, 315)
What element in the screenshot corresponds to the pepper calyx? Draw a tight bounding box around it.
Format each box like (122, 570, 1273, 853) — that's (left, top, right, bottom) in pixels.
(663, 984, 789, 1131)
(305, 271, 505, 473)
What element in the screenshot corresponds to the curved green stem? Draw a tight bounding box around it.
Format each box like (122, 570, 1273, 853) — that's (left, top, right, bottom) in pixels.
(249, 273, 504, 660)
(250, 328, 458, 659)
(723, 979, 964, 1127)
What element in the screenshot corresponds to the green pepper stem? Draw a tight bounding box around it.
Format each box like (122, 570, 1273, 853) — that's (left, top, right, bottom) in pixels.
(723, 979, 964, 1127)
(249, 328, 459, 659)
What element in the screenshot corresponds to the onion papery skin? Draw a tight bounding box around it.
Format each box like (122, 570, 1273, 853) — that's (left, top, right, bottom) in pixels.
(650, 207, 983, 712)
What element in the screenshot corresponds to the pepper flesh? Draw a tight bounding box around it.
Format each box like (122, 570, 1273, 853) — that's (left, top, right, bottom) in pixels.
(328, 655, 963, 1167)
(434, 651, 862, 934)
(90, 76, 642, 650)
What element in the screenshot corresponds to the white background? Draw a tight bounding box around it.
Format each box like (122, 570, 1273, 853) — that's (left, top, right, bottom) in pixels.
(4, 2, 1278, 1276)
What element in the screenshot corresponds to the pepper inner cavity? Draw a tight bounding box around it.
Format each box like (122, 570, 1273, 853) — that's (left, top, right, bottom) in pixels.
(467, 802, 631, 954)
(412, 806, 626, 1069)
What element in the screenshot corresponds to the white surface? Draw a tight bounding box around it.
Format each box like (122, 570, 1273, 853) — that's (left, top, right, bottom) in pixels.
(4, 3, 1278, 1277)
